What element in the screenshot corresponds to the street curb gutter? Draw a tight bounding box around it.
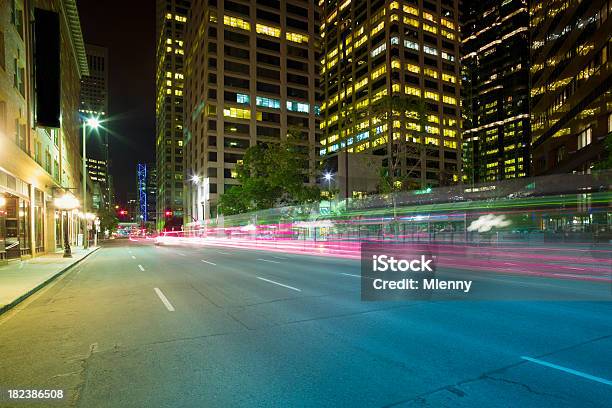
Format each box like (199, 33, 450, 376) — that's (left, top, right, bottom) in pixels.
(0, 247, 101, 316)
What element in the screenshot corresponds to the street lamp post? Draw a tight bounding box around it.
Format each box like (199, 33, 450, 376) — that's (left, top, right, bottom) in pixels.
(54, 193, 80, 258)
(323, 172, 333, 197)
(82, 116, 100, 249)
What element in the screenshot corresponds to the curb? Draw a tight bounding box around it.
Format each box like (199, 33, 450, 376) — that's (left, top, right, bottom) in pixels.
(0, 247, 101, 316)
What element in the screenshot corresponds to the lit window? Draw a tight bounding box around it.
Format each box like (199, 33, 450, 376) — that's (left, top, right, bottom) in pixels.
(224, 15, 251, 31)
(256, 96, 281, 109)
(403, 16, 419, 27)
(287, 101, 309, 113)
(443, 95, 457, 105)
(371, 43, 386, 58)
(442, 73, 456, 83)
(175, 15, 187, 23)
(256, 23, 281, 37)
(236, 93, 250, 104)
(404, 40, 419, 51)
(578, 127, 592, 149)
(424, 91, 439, 101)
(423, 45, 438, 56)
(224, 107, 251, 119)
(403, 5, 418, 15)
(441, 51, 454, 62)
(371, 65, 386, 79)
(286, 32, 309, 44)
(406, 63, 419, 74)
(441, 18, 455, 30)
(423, 24, 437, 34)
(405, 86, 421, 97)
(371, 21, 384, 36)
(424, 68, 438, 79)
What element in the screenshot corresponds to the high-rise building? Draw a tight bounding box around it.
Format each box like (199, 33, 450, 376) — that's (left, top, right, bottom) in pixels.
(530, 0, 612, 175)
(461, 0, 530, 184)
(86, 157, 109, 210)
(80, 44, 108, 116)
(319, 0, 461, 196)
(0, 0, 88, 260)
(136, 163, 157, 226)
(80, 44, 112, 210)
(155, 0, 191, 230)
(183, 0, 321, 223)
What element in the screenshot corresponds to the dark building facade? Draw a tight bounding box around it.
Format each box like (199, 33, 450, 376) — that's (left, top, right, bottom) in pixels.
(320, 0, 462, 195)
(183, 0, 321, 224)
(80, 44, 112, 211)
(461, 0, 530, 184)
(155, 0, 191, 230)
(530, 0, 612, 175)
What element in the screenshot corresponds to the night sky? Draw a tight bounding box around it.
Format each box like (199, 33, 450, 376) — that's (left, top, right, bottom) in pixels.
(77, 0, 156, 204)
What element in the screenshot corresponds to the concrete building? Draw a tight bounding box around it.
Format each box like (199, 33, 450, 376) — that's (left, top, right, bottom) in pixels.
(461, 0, 530, 184)
(80, 44, 112, 211)
(319, 0, 462, 196)
(155, 0, 191, 230)
(530, 0, 612, 175)
(0, 0, 89, 260)
(183, 0, 321, 224)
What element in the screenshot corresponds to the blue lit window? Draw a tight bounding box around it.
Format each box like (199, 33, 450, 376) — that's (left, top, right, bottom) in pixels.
(404, 40, 419, 51)
(390, 36, 399, 45)
(256, 96, 281, 109)
(356, 131, 369, 141)
(236, 94, 250, 104)
(287, 101, 309, 113)
(423, 45, 438, 56)
(314, 105, 321, 116)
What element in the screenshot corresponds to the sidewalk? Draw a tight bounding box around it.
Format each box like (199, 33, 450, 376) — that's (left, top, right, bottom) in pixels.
(0, 246, 100, 314)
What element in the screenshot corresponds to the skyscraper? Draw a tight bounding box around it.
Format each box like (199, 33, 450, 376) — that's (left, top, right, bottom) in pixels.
(319, 0, 461, 196)
(461, 0, 530, 184)
(183, 0, 321, 223)
(530, 0, 612, 175)
(155, 0, 191, 230)
(80, 44, 112, 210)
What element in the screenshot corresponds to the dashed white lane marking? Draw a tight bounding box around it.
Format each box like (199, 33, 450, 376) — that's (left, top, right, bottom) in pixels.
(154, 288, 175, 312)
(256, 276, 301, 292)
(201, 260, 217, 266)
(217, 251, 230, 255)
(131, 255, 136, 259)
(341, 273, 361, 278)
(257, 258, 281, 264)
(271, 256, 288, 260)
(521, 356, 612, 386)
(138, 264, 145, 271)
(177, 252, 186, 256)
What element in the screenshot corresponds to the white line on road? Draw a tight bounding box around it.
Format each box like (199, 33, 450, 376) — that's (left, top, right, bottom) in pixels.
(217, 251, 230, 255)
(177, 252, 186, 256)
(521, 356, 612, 387)
(131, 255, 136, 259)
(201, 260, 217, 266)
(257, 258, 281, 264)
(256, 276, 301, 292)
(154, 288, 175, 312)
(271, 256, 288, 260)
(341, 273, 361, 278)
(138, 264, 145, 271)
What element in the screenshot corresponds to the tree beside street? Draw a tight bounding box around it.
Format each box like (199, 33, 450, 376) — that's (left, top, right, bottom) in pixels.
(218, 132, 320, 215)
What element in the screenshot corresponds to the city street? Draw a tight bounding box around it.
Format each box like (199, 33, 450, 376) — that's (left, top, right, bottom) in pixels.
(0, 240, 610, 407)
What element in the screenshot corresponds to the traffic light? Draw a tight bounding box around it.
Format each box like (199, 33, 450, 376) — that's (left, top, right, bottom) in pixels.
(119, 210, 128, 215)
(164, 210, 172, 217)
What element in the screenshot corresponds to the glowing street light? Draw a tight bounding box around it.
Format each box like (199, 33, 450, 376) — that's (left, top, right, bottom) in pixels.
(323, 172, 333, 196)
(86, 116, 100, 129)
(191, 175, 200, 183)
(54, 193, 80, 258)
(0, 195, 6, 208)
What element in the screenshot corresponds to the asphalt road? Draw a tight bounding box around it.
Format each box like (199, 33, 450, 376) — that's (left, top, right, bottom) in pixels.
(0, 239, 611, 407)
